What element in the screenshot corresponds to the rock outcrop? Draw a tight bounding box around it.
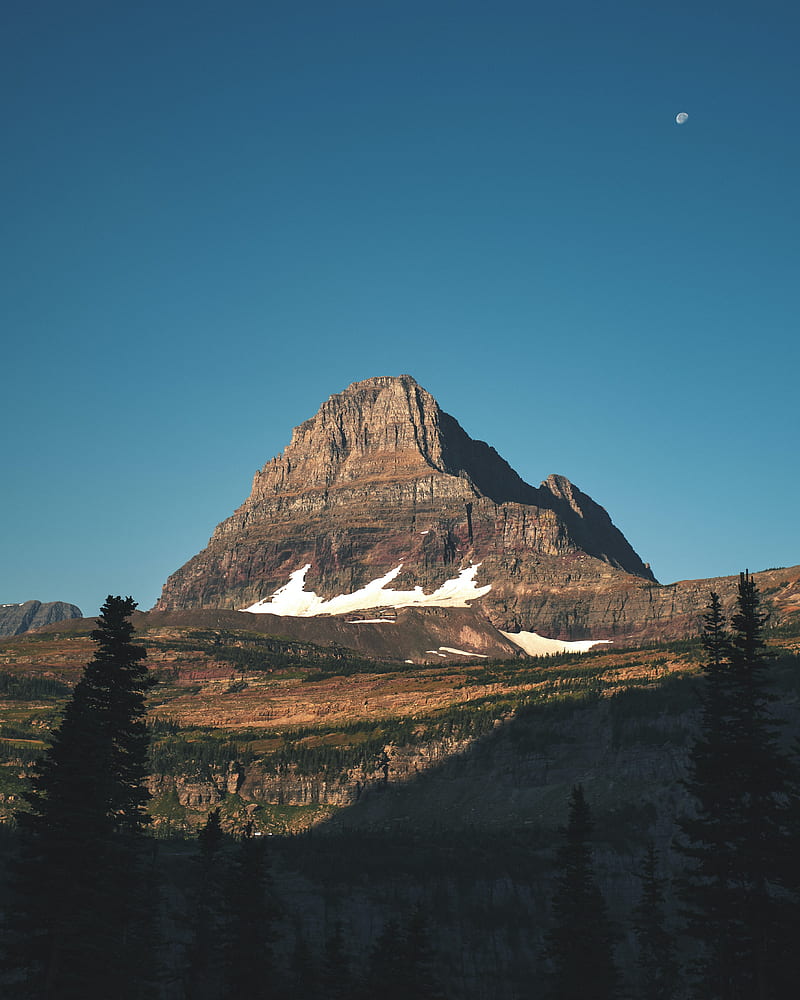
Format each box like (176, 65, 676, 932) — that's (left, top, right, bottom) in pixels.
(155, 376, 659, 634)
(0, 600, 83, 637)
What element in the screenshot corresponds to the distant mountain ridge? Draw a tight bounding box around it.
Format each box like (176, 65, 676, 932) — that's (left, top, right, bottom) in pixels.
(0, 600, 83, 637)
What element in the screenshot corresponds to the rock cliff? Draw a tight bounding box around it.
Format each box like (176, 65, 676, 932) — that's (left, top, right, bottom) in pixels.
(156, 375, 659, 635)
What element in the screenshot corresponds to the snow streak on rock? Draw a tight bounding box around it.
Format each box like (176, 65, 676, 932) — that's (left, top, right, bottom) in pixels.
(437, 646, 488, 658)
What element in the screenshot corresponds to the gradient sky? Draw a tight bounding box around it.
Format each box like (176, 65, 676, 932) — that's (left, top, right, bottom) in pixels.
(2, 0, 798, 618)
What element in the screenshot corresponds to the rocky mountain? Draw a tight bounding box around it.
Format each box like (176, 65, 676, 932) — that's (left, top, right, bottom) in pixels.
(156, 376, 661, 633)
(0, 600, 83, 637)
(155, 375, 800, 642)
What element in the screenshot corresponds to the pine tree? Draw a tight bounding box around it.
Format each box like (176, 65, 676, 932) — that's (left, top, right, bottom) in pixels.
(3, 595, 153, 999)
(632, 842, 678, 1000)
(542, 785, 618, 1000)
(185, 809, 228, 1000)
(361, 918, 406, 1000)
(221, 825, 277, 998)
(289, 922, 319, 1000)
(402, 904, 447, 999)
(361, 905, 447, 999)
(678, 574, 798, 999)
(320, 920, 351, 1000)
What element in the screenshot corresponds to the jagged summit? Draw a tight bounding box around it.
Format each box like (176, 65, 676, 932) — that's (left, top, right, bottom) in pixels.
(156, 376, 655, 636)
(253, 374, 539, 505)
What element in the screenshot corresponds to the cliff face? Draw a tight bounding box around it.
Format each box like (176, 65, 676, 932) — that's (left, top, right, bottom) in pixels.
(155, 375, 664, 637)
(0, 600, 83, 637)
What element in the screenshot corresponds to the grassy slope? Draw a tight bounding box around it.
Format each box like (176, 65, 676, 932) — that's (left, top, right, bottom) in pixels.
(3, 620, 799, 834)
(3, 622, 799, 998)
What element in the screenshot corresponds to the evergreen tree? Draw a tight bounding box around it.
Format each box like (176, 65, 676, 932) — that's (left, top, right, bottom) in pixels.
(361, 918, 406, 1000)
(360, 905, 447, 999)
(198, 805, 224, 857)
(402, 903, 447, 1000)
(222, 825, 277, 998)
(678, 574, 798, 999)
(289, 921, 318, 1000)
(320, 920, 351, 1000)
(542, 785, 618, 1000)
(3, 596, 153, 999)
(185, 808, 228, 1000)
(632, 842, 678, 1000)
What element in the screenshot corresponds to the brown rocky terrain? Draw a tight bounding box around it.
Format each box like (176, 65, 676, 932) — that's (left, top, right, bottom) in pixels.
(3, 606, 798, 832)
(0, 613, 712, 828)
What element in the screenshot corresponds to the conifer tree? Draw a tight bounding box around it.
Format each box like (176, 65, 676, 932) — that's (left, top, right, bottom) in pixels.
(679, 574, 798, 999)
(320, 920, 351, 1000)
(361, 918, 406, 1000)
(542, 785, 618, 1000)
(3, 595, 153, 999)
(361, 905, 446, 999)
(289, 922, 319, 1000)
(632, 842, 678, 1000)
(402, 904, 447, 999)
(185, 808, 228, 1000)
(222, 825, 277, 998)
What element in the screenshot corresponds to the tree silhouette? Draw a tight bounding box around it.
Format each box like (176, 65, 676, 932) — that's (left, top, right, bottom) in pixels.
(542, 784, 618, 1000)
(632, 842, 678, 999)
(679, 573, 799, 999)
(3, 596, 153, 999)
(185, 809, 228, 999)
(321, 920, 351, 1000)
(222, 825, 277, 998)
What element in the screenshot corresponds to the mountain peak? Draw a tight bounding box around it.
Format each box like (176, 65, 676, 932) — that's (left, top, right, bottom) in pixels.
(346, 374, 420, 390)
(261, 375, 448, 495)
(266, 376, 540, 505)
(156, 375, 655, 629)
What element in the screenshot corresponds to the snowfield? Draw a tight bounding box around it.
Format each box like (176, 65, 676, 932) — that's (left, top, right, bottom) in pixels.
(240, 563, 492, 617)
(239, 564, 608, 655)
(500, 630, 612, 656)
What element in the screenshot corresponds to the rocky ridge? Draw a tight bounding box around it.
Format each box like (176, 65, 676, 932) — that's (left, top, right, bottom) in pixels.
(0, 600, 83, 637)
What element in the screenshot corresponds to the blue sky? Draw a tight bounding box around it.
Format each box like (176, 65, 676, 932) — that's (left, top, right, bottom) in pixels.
(2, 0, 798, 617)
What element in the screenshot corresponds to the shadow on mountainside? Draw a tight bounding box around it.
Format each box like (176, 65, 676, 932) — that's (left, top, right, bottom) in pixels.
(250, 646, 800, 999)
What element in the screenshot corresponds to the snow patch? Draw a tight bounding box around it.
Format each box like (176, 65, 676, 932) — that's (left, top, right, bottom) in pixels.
(437, 647, 488, 659)
(346, 618, 396, 625)
(501, 630, 612, 656)
(241, 563, 491, 617)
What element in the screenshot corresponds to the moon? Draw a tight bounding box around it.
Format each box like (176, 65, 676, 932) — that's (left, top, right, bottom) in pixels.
(676, 112, 688, 124)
